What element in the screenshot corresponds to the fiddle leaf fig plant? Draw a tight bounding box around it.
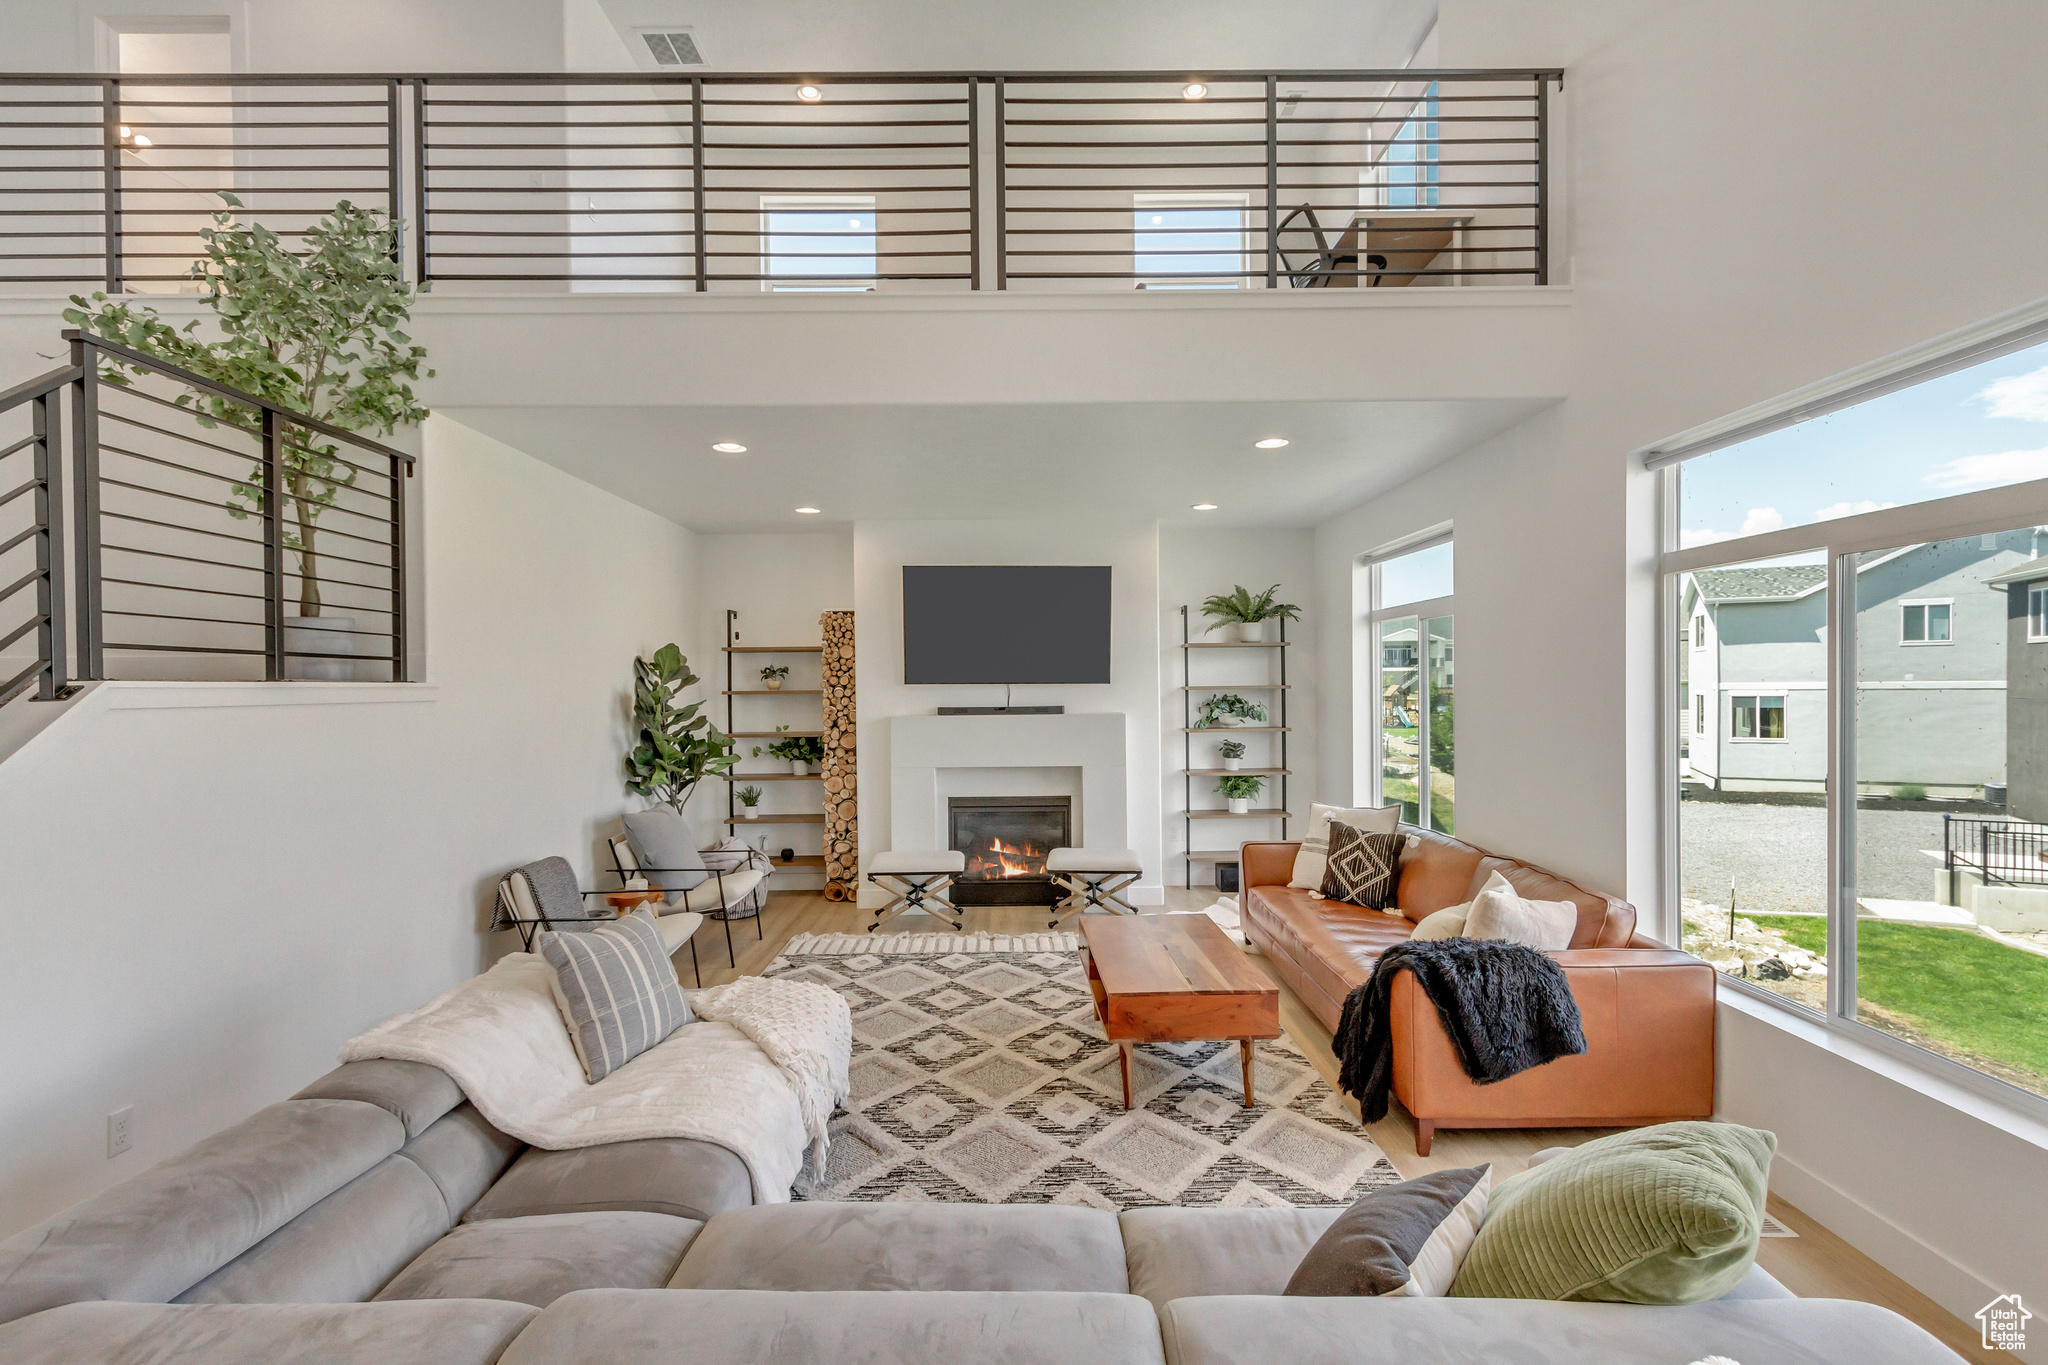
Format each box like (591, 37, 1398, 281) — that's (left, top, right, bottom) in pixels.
(625, 644, 737, 813)
(63, 192, 430, 618)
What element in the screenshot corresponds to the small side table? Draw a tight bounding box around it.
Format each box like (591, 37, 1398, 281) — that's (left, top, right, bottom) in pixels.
(603, 889, 667, 915)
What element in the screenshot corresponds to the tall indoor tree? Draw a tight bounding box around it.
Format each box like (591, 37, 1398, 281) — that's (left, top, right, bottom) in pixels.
(64, 193, 430, 617)
(625, 645, 739, 813)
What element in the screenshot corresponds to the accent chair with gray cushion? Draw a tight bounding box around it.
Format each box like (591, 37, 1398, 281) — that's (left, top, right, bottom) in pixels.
(492, 854, 705, 982)
(613, 815, 766, 967)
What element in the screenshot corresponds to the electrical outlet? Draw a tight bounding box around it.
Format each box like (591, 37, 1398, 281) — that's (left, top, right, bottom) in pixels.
(107, 1107, 134, 1158)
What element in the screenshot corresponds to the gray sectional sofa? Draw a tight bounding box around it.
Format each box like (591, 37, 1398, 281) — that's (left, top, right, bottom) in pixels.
(0, 1058, 1967, 1364)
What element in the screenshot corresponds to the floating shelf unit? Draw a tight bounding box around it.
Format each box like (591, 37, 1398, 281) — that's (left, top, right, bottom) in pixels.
(723, 611, 825, 873)
(1180, 606, 1290, 889)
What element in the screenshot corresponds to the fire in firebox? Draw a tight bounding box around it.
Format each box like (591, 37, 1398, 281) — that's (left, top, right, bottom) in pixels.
(964, 834, 1050, 881)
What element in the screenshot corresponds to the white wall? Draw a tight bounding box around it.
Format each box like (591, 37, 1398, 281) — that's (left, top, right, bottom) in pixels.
(0, 415, 697, 1237)
(852, 518, 1165, 904)
(693, 530, 854, 886)
(1160, 530, 1316, 894)
(1300, 0, 2048, 1322)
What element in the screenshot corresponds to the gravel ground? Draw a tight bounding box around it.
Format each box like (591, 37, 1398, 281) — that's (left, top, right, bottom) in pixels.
(1679, 802, 1947, 915)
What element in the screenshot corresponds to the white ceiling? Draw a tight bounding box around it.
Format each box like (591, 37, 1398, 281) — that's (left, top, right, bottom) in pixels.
(440, 397, 1553, 532)
(585, 0, 1439, 75)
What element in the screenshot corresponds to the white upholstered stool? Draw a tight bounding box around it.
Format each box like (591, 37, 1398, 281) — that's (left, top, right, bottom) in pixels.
(1045, 848, 1144, 928)
(865, 850, 967, 932)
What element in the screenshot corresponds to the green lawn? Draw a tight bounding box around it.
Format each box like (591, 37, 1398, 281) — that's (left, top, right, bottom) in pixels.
(1380, 776, 1455, 834)
(1749, 915, 2048, 1084)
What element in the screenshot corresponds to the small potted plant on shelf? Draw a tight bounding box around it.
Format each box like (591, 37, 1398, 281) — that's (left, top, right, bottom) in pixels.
(1201, 583, 1302, 643)
(1217, 737, 1247, 771)
(756, 730, 825, 776)
(1217, 773, 1265, 815)
(759, 664, 790, 691)
(1197, 693, 1267, 729)
(737, 786, 763, 818)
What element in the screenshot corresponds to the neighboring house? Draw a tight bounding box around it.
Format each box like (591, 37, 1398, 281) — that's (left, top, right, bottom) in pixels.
(1682, 531, 2036, 796)
(1986, 554, 2048, 822)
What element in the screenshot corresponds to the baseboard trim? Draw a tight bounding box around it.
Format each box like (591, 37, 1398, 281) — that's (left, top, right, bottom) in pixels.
(1768, 1148, 2000, 1323)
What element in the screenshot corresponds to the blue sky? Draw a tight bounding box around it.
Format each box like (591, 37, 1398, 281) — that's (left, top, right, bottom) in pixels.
(1679, 339, 2048, 548)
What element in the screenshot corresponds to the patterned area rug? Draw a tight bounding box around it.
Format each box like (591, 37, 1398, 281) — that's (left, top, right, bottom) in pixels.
(769, 931, 1400, 1208)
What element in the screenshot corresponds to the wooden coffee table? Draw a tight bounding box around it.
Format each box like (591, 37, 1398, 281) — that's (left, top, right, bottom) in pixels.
(1080, 913, 1281, 1109)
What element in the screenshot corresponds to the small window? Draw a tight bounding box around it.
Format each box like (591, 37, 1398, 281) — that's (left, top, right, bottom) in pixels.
(2032, 584, 2048, 642)
(761, 196, 876, 291)
(1731, 694, 1786, 740)
(1695, 693, 1705, 734)
(1901, 600, 1953, 644)
(1693, 614, 1706, 648)
(1133, 194, 1248, 290)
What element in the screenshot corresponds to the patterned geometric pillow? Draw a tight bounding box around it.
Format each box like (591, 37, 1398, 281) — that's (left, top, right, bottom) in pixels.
(538, 909, 694, 1083)
(1319, 822, 1404, 910)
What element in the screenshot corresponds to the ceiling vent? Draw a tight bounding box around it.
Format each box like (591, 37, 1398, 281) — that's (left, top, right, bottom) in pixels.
(639, 31, 703, 65)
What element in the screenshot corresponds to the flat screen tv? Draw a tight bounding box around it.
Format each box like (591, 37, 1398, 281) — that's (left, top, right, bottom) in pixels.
(903, 565, 1112, 685)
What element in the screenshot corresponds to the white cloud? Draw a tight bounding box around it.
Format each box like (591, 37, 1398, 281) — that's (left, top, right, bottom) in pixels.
(1923, 446, 2048, 491)
(1976, 365, 2048, 422)
(1679, 507, 1784, 548)
(1815, 499, 1897, 520)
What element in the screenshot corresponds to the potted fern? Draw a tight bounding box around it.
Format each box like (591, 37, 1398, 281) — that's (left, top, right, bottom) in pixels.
(737, 786, 763, 819)
(1217, 773, 1265, 815)
(1201, 584, 1302, 643)
(1197, 693, 1267, 729)
(759, 664, 789, 691)
(1216, 736, 1247, 771)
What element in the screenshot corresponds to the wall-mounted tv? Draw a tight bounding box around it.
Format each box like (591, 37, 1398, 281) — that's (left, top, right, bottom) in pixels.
(903, 565, 1112, 685)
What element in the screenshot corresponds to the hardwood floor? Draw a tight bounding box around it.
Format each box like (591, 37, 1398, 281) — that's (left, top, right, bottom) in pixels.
(693, 887, 1991, 1360)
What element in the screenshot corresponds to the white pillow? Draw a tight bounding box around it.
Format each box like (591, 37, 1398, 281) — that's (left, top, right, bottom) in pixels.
(1290, 803, 1401, 890)
(1462, 870, 1578, 950)
(1409, 903, 1469, 941)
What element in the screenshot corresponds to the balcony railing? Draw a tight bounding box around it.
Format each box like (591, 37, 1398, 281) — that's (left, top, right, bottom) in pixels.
(0, 69, 1559, 294)
(0, 330, 412, 700)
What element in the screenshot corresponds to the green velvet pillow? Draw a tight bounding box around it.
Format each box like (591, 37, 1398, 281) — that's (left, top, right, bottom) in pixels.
(1447, 1121, 1775, 1304)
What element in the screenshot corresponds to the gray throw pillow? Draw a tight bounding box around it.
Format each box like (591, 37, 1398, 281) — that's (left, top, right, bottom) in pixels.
(622, 808, 709, 906)
(1318, 822, 1403, 910)
(1285, 1165, 1492, 1297)
(538, 910, 694, 1083)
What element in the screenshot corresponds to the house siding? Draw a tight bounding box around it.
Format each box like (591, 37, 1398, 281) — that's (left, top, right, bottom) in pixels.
(2010, 576, 2048, 822)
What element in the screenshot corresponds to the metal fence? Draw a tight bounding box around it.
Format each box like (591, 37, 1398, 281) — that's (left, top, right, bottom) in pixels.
(0, 69, 1557, 293)
(0, 330, 411, 698)
(1944, 814, 2048, 892)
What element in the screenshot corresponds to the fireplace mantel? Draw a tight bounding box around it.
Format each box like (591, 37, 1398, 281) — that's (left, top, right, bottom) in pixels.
(888, 712, 1128, 855)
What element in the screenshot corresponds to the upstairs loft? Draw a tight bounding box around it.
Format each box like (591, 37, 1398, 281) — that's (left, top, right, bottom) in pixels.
(0, 68, 1561, 299)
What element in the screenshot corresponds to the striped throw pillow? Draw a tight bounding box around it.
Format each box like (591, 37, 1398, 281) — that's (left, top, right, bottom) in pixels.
(537, 909, 694, 1083)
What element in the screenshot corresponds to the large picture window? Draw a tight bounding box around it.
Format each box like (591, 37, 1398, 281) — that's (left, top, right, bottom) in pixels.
(1361, 535, 1454, 832)
(1659, 326, 2048, 1111)
(760, 196, 876, 291)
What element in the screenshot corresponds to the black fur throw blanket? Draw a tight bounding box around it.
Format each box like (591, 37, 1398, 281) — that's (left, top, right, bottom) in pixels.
(1334, 938, 1587, 1123)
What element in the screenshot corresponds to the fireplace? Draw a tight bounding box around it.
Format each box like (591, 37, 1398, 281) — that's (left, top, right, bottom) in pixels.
(948, 796, 1071, 906)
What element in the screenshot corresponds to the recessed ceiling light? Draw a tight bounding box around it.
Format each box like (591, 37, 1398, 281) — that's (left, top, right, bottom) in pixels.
(1192, 503, 1218, 511)
(711, 441, 746, 453)
(794, 506, 821, 514)
(795, 85, 823, 102)
(131, 134, 151, 147)
(1254, 437, 1289, 449)
(1182, 83, 1208, 100)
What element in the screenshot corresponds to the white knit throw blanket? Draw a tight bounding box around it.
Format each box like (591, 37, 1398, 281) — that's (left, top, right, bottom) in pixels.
(340, 954, 851, 1198)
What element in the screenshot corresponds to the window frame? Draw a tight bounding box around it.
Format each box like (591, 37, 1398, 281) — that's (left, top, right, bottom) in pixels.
(1651, 308, 2048, 1124)
(1899, 597, 1955, 645)
(1131, 192, 1253, 291)
(1358, 528, 1453, 830)
(758, 194, 878, 293)
(2032, 584, 2048, 643)
(1727, 693, 1788, 742)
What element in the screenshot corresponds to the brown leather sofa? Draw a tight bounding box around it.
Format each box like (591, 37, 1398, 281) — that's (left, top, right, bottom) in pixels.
(1240, 828, 1715, 1154)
